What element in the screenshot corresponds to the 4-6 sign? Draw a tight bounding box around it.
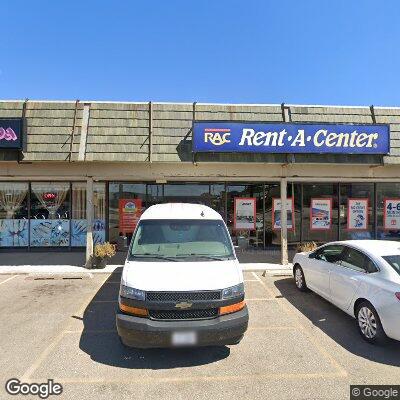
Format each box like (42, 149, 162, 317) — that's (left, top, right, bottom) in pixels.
(384, 199, 400, 230)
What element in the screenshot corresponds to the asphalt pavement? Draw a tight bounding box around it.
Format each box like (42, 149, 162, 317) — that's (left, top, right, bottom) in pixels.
(0, 270, 399, 399)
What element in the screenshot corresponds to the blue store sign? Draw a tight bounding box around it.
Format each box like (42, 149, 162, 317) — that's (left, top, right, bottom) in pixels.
(0, 119, 23, 150)
(193, 122, 390, 154)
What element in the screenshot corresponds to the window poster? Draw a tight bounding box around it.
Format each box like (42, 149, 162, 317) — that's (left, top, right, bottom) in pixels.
(347, 199, 368, 231)
(0, 219, 28, 247)
(234, 197, 256, 230)
(119, 199, 142, 234)
(71, 219, 106, 247)
(30, 219, 70, 247)
(272, 198, 295, 230)
(310, 198, 332, 230)
(383, 199, 400, 230)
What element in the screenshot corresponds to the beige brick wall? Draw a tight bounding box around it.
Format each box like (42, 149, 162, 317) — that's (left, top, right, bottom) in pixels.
(0, 101, 399, 164)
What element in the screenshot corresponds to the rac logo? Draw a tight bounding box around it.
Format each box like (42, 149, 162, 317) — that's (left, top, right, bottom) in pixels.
(204, 128, 231, 146)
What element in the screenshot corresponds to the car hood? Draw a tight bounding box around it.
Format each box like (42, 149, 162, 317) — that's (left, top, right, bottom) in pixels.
(121, 259, 242, 292)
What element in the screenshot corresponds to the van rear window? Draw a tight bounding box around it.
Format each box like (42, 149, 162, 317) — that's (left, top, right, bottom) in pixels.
(129, 219, 234, 261)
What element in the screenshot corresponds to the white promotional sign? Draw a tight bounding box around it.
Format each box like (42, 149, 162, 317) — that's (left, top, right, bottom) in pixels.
(272, 198, 294, 230)
(310, 198, 332, 230)
(384, 199, 400, 230)
(347, 199, 368, 230)
(234, 197, 256, 230)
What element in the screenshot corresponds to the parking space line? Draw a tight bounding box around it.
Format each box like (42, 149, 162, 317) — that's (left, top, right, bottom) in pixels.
(21, 274, 111, 383)
(0, 275, 17, 286)
(247, 326, 296, 331)
(251, 272, 348, 378)
(64, 329, 117, 334)
(35, 371, 346, 385)
(251, 272, 277, 296)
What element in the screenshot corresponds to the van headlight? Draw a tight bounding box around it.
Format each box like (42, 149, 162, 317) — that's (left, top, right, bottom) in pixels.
(120, 285, 145, 301)
(222, 283, 244, 299)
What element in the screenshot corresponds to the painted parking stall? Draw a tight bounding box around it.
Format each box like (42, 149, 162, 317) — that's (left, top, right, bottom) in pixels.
(193, 122, 390, 154)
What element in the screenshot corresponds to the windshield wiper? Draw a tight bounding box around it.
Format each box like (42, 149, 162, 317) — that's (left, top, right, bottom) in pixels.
(175, 254, 228, 261)
(131, 254, 178, 262)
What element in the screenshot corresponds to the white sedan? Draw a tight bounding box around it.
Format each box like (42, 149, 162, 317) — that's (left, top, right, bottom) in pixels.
(293, 240, 400, 344)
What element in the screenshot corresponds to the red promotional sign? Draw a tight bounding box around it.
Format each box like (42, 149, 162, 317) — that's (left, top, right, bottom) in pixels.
(118, 199, 142, 234)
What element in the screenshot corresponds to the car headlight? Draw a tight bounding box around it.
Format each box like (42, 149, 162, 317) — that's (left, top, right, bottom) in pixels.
(120, 285, 145, 301)
(222, 283, 244, 299)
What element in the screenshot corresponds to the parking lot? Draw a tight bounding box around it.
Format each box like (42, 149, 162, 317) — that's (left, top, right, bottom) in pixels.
(0, 270, 399, 400)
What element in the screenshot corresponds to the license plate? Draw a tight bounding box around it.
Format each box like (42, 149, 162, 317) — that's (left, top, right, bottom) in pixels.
(171, 331, 197, 346)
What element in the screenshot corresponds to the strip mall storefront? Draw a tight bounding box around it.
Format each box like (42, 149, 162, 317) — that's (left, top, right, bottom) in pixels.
(1, 101, 400, 264)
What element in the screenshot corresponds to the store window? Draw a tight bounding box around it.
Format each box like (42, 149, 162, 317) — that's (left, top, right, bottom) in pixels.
(376, 183, 400, 241)
(163, 183, 211, 205)
(288, 183, 302, 245)
(0, 182, 29, 247)
(108, 183, 146, 246)
(71, 182, 106, 247)
(226, 184, 264, 248)
(302, 183, 339, 243)
(263, 184, 280, 247)
(30, 182, 70, 247)
(210, 184, 226, 219)
(147, 184, 163, 208)
(340, 183, 374, 240)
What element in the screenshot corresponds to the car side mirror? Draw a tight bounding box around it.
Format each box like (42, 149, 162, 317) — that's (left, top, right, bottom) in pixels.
(309, 252, 316, 259)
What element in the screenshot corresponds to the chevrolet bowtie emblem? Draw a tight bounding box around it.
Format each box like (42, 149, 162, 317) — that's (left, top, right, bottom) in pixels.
(175, 301, 193, 309)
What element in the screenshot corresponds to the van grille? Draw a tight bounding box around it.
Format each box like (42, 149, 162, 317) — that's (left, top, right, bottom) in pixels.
(148, 308, 219, 321)
(146, 291, 221, 302)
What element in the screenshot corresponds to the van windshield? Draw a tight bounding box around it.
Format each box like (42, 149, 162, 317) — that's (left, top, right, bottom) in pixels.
(129, 219, 235, 261)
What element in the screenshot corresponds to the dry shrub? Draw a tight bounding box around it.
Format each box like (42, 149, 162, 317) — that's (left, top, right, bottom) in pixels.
(94, 242, 117, 258)
(296, 242, 318, 253)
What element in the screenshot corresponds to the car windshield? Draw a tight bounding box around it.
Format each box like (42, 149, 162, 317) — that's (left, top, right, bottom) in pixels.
(382, 255, 400, 276)
(129, 219, 235, 261)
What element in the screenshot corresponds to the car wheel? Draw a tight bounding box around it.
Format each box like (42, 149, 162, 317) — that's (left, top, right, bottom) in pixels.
(294, 265, 308, 292)
(356, 301, 387, 344)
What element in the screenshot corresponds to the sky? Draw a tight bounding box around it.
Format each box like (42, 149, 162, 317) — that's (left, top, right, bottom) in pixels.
(1, 1, 400, 106)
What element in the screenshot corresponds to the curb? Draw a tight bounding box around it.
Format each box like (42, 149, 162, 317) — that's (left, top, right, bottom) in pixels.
(0, 264, 293, 275)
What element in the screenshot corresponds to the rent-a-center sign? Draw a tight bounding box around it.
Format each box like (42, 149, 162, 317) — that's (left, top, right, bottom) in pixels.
(192, 122, 390, 154)
(0, 119, 23, 150)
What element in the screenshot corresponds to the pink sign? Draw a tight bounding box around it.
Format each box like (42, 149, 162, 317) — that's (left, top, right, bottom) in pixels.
(0, 119, 22, 149)
(0, 127, 18, 141)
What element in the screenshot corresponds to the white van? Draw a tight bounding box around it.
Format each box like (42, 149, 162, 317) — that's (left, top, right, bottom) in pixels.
(116, 203, 249, 348)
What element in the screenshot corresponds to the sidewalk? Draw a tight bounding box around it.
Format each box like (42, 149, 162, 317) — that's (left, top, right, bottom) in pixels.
(0, 251, 292, 275)
(0, 263, 292, 275)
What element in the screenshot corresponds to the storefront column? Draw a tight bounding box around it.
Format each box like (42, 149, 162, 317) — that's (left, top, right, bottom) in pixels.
(85, 177, 94, 266)
(280, 178, 288, 265)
